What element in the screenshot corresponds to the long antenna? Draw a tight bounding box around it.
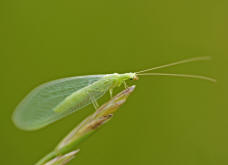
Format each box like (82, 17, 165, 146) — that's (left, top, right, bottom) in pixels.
(136, 56, 211, 74)
(137, 73, 216, 83)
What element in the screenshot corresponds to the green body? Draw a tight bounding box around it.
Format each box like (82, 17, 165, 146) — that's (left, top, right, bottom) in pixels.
(54, 73, 134, 113)
(12, 73, 135, 130)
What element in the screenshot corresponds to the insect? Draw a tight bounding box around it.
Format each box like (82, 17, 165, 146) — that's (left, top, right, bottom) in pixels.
(12, 56, 216, 131)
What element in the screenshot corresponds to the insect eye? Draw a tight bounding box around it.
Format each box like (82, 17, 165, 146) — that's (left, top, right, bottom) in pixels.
(133, 76, 139, 80)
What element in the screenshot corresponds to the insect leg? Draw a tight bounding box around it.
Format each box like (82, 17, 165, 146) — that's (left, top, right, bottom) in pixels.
(123, 81, 128, 89)
(87, 92, 99, 109)
(109, 88, 113, 98)
(91, 96, 99, 109)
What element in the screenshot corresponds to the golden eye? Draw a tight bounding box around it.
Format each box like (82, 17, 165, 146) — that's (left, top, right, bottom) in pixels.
(133, 76, 139, 80)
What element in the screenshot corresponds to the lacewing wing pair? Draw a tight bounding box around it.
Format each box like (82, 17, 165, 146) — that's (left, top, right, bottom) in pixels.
(12, 57, 216, 131)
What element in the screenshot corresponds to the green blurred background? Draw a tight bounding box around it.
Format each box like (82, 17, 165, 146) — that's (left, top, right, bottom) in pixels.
(1, 0, 227, 164)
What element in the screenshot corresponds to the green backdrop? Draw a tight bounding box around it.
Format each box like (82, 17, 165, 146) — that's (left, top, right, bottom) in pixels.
(1, 0, 227, 164)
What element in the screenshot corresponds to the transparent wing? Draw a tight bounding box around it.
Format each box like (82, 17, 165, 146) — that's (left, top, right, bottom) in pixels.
(12, 75, 106, 131)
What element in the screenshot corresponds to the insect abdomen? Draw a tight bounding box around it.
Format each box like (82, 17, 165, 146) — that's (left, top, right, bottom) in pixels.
(53, 76, 116, 113)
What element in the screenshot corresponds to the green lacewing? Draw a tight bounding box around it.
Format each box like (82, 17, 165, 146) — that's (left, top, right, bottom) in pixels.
(12, 57, 216, 131)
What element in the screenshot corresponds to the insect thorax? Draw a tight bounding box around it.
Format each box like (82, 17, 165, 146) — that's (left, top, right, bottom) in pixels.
(106, 73, 136, 88)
